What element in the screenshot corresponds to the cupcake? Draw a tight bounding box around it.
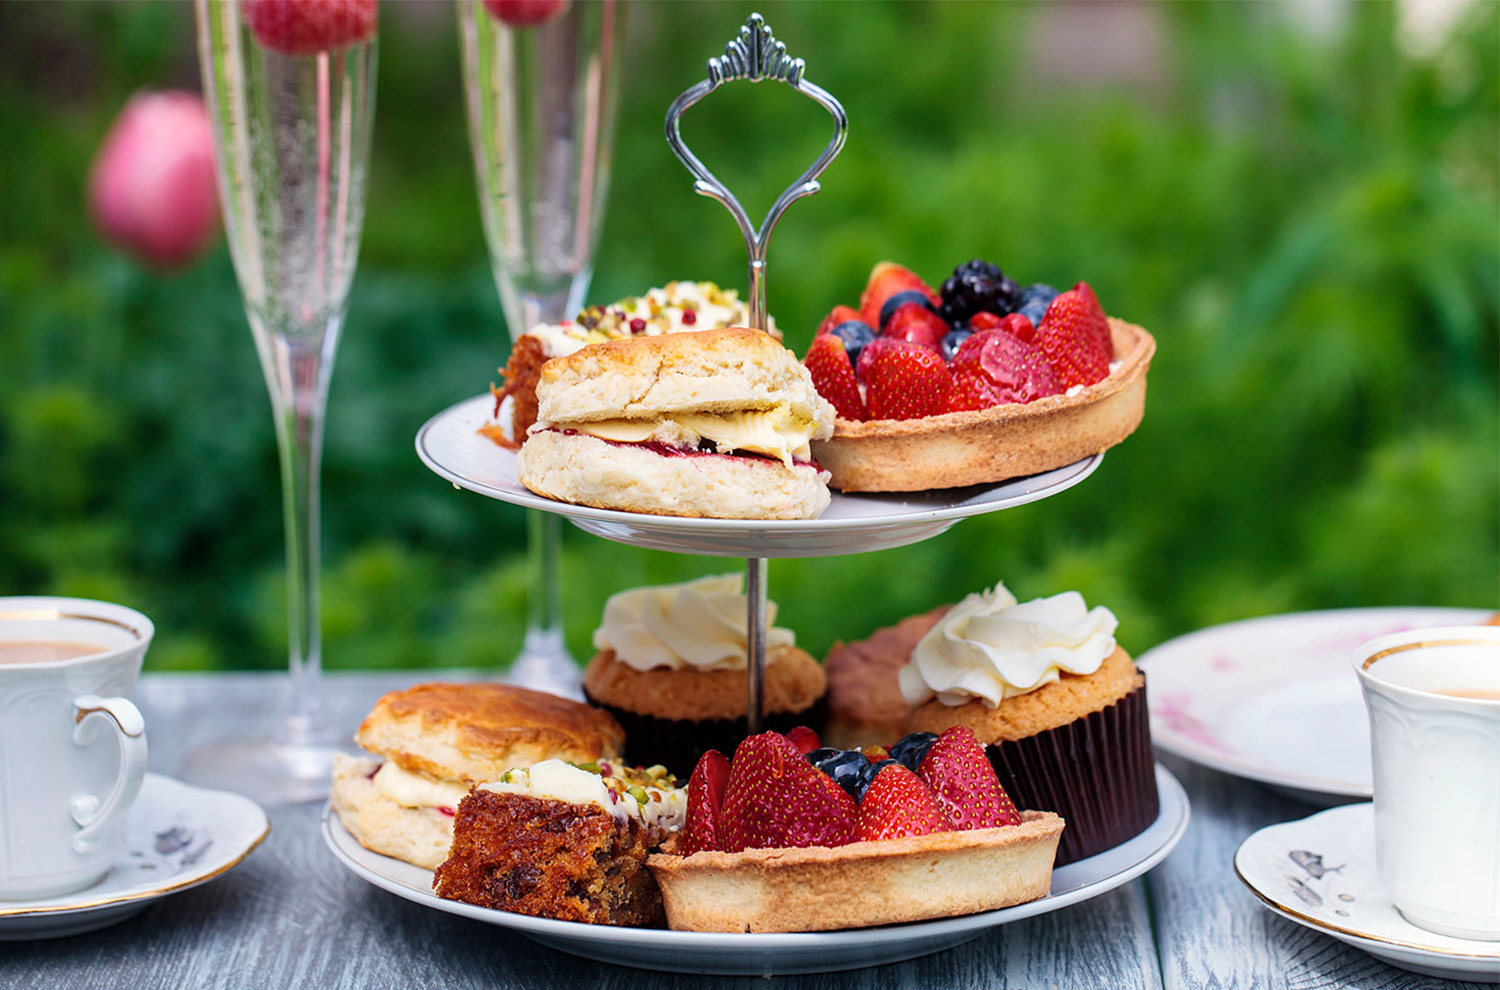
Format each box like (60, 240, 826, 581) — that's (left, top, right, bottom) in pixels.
(583, 574, 827, 773)
(900, 583, 1158, 866)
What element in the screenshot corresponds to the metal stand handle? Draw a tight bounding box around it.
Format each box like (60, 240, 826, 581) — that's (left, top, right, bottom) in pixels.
(664, 13, 847, 734)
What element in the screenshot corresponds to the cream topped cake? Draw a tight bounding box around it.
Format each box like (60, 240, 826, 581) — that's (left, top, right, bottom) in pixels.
(583, 573, 827, 771)
(904, 582, 1158, 866)
(433, 759, 685, 926)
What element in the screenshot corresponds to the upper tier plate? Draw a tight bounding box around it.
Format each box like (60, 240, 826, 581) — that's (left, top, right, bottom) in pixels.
(416, 394, 1102, 558)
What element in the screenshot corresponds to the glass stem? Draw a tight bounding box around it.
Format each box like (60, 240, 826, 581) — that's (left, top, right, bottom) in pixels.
(522, 509, 566, 655)
(263, 322, 340, 746)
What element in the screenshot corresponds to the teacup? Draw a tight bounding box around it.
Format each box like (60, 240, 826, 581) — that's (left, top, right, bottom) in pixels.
(1354, 624, 1500, 941)
(0, 596, 152, 899)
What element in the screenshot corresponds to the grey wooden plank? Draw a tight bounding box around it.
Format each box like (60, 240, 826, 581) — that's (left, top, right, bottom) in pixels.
(1149, 754, 1496, 990)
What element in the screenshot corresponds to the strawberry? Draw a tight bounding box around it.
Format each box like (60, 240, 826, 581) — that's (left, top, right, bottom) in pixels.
(864, 340, 952, 420)
(969, 311, 1005, 332)
(917, 726, 1021, 830)
(816, 304, 862, 337)
(856, 763, 952, 841)
(854, 336, 897, 382)
(1035, 282, 1112, 388)
(241, 0, 378, 55)
(785, 726, 822, 756)
(803, 334, 867, 421)
(720, 732, 858, 852)
(882, 302, 948, 351)
(860, 744, 891, 763)
(995, 312, 1037, 343)
(948, 328, 1060, 407)
(681, 749, 731, 855)
(858, 262, 939, 330)
(483, 0, 570, 25)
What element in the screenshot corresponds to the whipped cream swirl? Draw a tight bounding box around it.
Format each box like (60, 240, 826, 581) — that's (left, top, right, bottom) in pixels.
(593, 573, 795, 673)
(898, 584, 1118, 709)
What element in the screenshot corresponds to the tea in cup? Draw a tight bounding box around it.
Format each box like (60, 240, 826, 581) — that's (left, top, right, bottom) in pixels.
(0, 597, 153, 899)
(1354, 624, 1500, 940)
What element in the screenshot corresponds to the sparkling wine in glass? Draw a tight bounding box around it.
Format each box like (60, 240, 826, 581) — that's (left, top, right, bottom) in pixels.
(186, 0, 377, 804)
(457, 0, 626, 697)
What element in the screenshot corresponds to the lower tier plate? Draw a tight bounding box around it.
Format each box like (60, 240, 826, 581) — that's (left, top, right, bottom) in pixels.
(415, 394, 1103, 558)
(322, 763, 1188, 975)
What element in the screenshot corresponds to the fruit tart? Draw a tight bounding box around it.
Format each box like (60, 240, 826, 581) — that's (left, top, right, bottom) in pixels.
(646, 726, 1063, 932)
(802, 260, 1154, 491)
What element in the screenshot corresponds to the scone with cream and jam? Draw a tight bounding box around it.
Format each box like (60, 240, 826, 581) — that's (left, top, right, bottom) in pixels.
(486, 281, 773, 448)
(583, 574, 827, 771)
(434, 758, 685, 926)
(646, 726, 1062, 932)
(516, 328, 835, 520)
(802, 261, 1154, 491)
(330, 682, 624, 869)
(901, 583, 1158, 865)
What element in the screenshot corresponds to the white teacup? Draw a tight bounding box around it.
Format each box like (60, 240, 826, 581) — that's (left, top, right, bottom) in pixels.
(0, 596, 152, 899)
(1354, 624, 1500, 941)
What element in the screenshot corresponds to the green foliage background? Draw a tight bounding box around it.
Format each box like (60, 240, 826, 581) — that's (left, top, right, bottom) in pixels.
(1, 1, 1495, 674)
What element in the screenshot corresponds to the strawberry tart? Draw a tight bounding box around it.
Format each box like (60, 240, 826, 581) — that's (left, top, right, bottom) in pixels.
(646, 726, 1063, 932)
(803, 260, 1154, 492)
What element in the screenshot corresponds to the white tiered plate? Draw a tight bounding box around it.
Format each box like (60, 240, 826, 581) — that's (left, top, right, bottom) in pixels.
(1139, 607, 1489, 803)
(1235, 803, 1500, 983)
(415, 394, 1103, 558)
(0, 774, 269, 940)
(323, 763, 1187, 975)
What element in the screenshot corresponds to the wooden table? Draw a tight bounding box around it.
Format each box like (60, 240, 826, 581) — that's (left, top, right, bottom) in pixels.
(2, 671, 1493, 989)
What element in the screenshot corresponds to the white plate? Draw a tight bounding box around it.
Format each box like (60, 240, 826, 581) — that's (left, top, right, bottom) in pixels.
(1139, 607, 1490, 803)
(322, 763, 1187, 975)
(414, 394, 1103, 558)
(1235, 803, 1500, 983)
(0, 774, 269, 939)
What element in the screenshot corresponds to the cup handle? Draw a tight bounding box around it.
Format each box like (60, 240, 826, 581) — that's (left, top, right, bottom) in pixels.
(70, 695, 149, 854)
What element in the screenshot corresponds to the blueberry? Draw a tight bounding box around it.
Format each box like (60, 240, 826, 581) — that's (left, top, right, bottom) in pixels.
(828, 320, 876, 366)
(853, 758, 901, 802)
(940, 328, 972, 362)
(1017, 283, 1058, 326)
(812, 749, 870, 800)
(878, 290, 935, 329)
(888, 732, 939, 772)
(806, 747, 840, 765)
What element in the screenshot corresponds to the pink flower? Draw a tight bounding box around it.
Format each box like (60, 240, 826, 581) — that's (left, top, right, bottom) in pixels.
(88, 90, 220, 269)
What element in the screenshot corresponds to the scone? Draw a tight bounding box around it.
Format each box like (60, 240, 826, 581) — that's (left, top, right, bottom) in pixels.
(803, 261, 1153, 492)
(516, 327, 836, 520)
(902, 584, 1159, 866)
(433, 759, 685, 926)
(486, 281, 772, 448)
(330, 682, 625, 869)
(582, 574, 827, 772)
(822, 607, 947, 748)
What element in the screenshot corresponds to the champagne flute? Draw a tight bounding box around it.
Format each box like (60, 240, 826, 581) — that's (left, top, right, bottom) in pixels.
(457, 0, 626, 697)
(186, 0, 377, 804)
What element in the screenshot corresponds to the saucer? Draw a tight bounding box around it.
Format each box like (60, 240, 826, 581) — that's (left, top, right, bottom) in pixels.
(0, 773, 269, 939)
(1234, 802, 1500, 982)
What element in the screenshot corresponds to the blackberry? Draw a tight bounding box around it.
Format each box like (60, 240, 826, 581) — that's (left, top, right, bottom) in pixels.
(878, 290, 935, 330)
(828, 320, 876, 366)
(940, 259, 1020, 325)
(811, 748, 870, 801)
(888, 732, 939, 772)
